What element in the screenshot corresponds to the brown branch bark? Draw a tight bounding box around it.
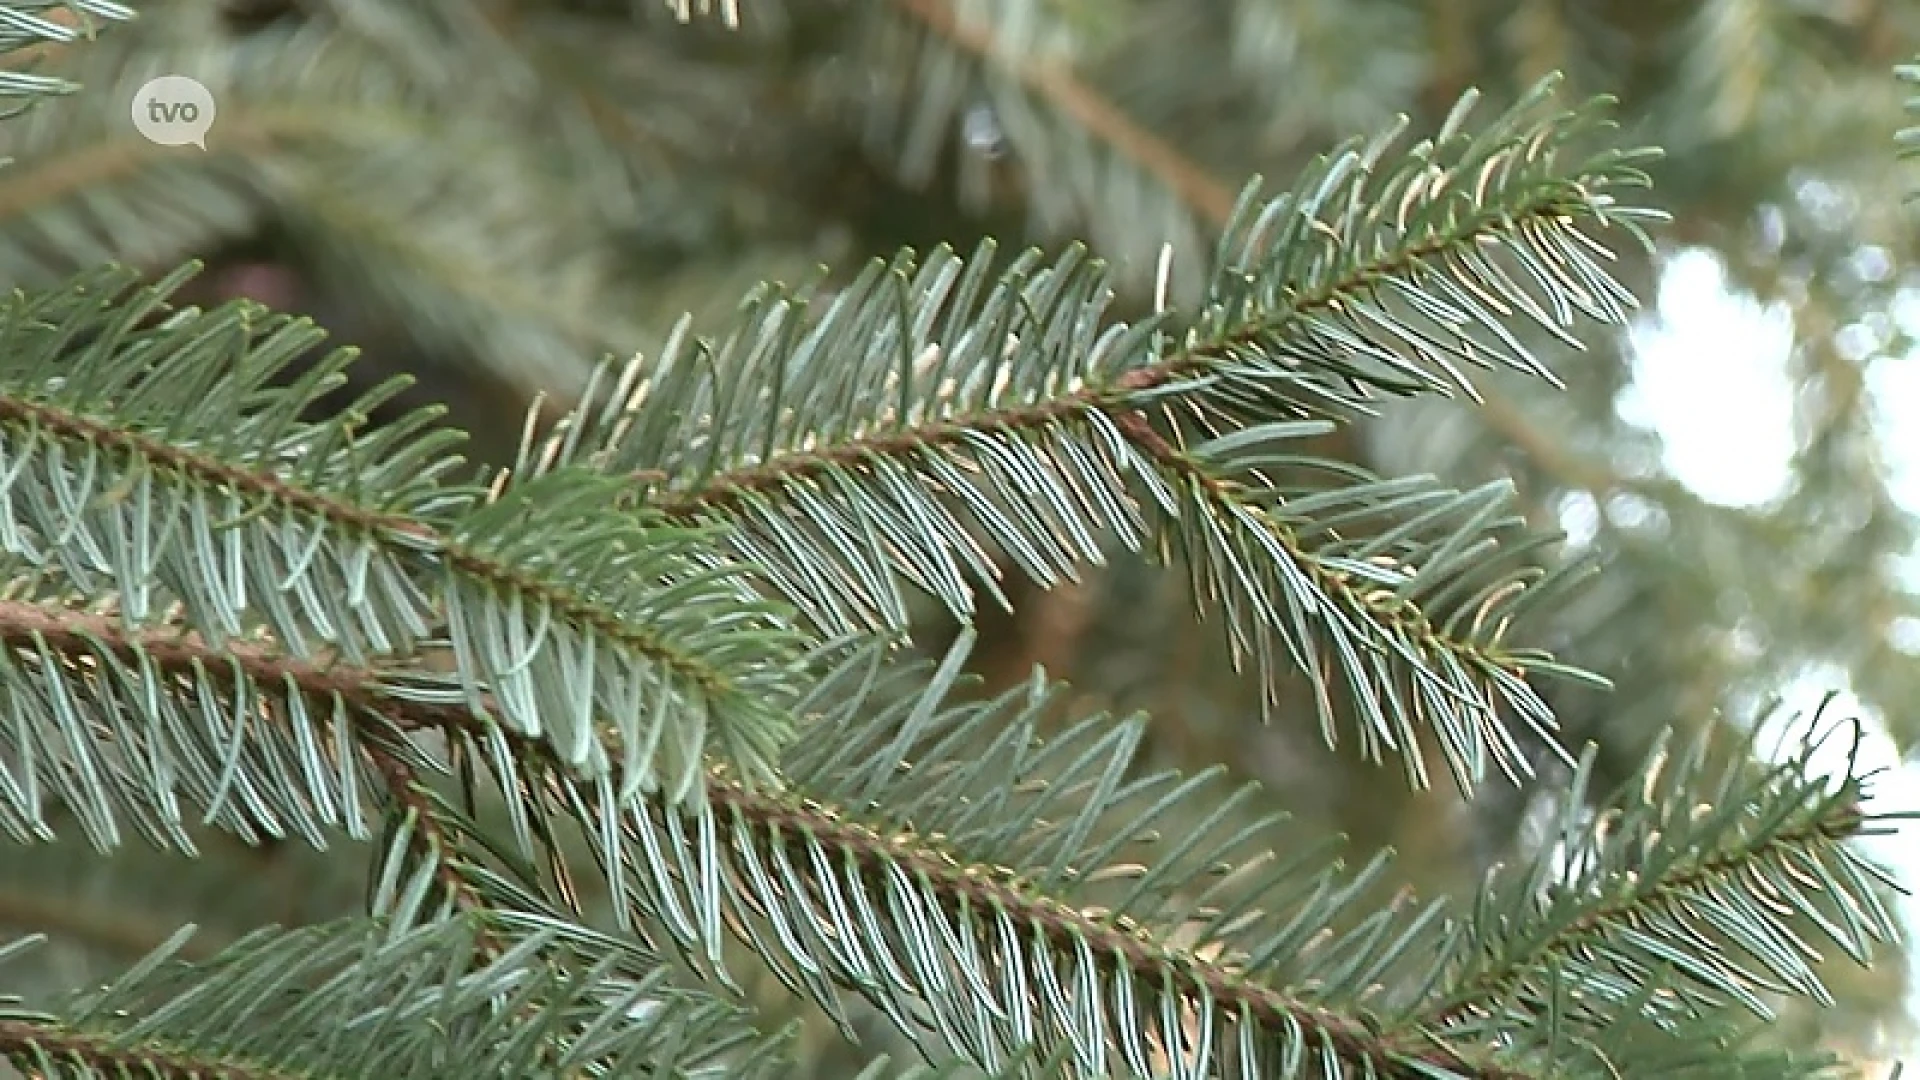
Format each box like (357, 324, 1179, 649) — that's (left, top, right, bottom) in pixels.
(361, 745, 508, 961)
(0, 888, 226, 964)
(0, 1019, 299, 1080)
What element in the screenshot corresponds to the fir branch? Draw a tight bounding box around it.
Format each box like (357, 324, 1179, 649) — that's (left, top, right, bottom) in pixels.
(0, 914, 787, 1080)
(621, 637, 1526, 1080)
(683, 759, 1505, 1080)
(269, 627, 1537, 1077)
(0, 591, 382, 851)
(0, 265, 802, 808)
(510, 80, 1658, 797)
(851, 12, 1663, 405)
(873, 25, 1657, 517)
(0, 1, 129, 107)
(545, 225, 1612, 790)
(0, 595, 1510, 1078)
(1195, 79, 1659, 404)
(21, 576, 1880, 1079)
(1400, 713, 1901, 1056)
(351, 776, 763, 1078)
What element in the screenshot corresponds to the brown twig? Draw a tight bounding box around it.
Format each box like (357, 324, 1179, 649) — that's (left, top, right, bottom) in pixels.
(0, 887, 227, 964)
(0, 1018, 297, 1080)
(361, 744, 509, 961)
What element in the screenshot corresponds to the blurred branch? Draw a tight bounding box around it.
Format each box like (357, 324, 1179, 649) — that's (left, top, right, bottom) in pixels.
(0, 885, 227, 964)
(1477, 390, 1622, 495)
(0, 107, 404, 223)
(887, 0, 1237, 223)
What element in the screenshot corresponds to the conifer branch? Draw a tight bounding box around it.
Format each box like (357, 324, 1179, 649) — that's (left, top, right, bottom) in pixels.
(1400, 719, 1900, 1060)
(868, 18, 1656, 509)
(0, 414, 1884, 1079)
(524, 80, 1656, 793)
(1421, 798, 1871, 1032)
(559, 269, 1606, 790)
(0, 266, 802, 809)
(684, 764, 1524, 1080)
(0, 599, 1522, 1078)
(0, 914, 786, 1080)
(0, 6, 1907, 1079)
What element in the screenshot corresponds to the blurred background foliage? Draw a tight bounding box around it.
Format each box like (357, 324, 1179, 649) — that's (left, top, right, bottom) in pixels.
(4, 0, 1920, 1073)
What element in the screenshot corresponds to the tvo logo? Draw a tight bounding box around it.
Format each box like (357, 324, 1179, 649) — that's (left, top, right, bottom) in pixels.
(132, 75, 216, 149)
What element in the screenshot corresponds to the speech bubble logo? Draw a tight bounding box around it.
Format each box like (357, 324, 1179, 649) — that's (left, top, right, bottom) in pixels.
(131, 75, 216, 150)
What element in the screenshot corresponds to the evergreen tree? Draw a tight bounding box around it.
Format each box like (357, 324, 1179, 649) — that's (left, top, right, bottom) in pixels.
(0, 3, 1914, 1078)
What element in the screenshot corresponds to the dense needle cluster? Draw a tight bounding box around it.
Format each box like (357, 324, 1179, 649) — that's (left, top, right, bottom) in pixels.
(0, 4, 1911, 1080)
